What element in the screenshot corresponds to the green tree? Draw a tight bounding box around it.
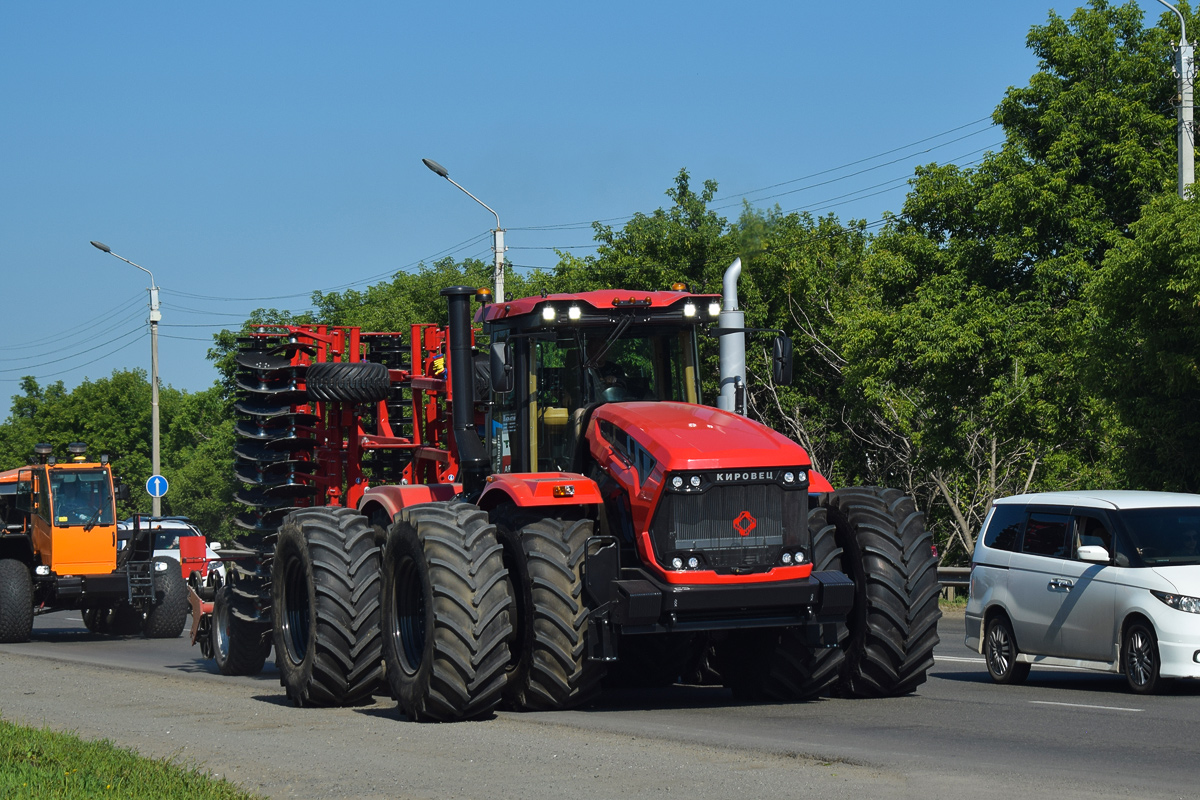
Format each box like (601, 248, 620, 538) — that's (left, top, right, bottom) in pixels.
(1087, 192, 1200, 490)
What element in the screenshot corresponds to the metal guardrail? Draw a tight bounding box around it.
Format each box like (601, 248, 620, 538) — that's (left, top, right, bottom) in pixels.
(937, 566, 970, 589)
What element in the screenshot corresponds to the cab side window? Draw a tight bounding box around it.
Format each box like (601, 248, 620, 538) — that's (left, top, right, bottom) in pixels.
(983, 504, 1026, 552)
(1022, 513, 1072, 558)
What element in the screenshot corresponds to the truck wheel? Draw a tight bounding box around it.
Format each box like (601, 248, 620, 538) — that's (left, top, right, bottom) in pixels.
(144, 557, 189, 638)
(213, 584, 272, 676)
(305, 361, 391, 404)
(822, 487, 942, 697)
(382, 502, 513, 722)
(272, 507, 383, 707)
(0, 559, 34, 643)
(495, 512, 605, 710)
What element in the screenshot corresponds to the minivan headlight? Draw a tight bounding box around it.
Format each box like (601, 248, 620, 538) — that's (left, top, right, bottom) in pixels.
(1151, 590, 1200, 614)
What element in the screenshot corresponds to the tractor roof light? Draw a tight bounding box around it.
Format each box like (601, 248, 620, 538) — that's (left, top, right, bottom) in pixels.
(542, 305, 557, 322)
(707, 302, 721, 317)
(683, 302, 697, 318)
(568, 305, 582, 321)
(34, 443, 53, 456)
(68, 442, 87, 456)
(475, 287, 493, 305)
(671, 282, 689, 291)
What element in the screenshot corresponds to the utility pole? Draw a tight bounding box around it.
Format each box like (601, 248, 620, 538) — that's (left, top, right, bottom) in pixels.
(1158, 0, 1194, 197)
(91, 241, 163, 516)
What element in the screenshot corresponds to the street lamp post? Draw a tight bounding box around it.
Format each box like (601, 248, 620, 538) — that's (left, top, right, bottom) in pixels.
(422, 158, 507, 302)
(1157, 0, 1194, 197)
(90, 240, 162, 517)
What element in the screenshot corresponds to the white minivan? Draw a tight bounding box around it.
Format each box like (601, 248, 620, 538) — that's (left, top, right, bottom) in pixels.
(965, 491, 1200, 693)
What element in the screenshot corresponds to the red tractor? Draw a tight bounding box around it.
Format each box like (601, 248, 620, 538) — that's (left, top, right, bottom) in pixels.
(212, 285, 939, 720)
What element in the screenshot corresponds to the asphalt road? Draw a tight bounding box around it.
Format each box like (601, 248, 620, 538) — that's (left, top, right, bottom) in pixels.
(0, 609, 1195, 799)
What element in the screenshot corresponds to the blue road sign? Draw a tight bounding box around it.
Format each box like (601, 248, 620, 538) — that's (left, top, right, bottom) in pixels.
(146, 474, 169, 498)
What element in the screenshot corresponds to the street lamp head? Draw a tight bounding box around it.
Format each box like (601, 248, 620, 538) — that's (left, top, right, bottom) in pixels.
(90, 240, 111, 253)
(422, 158, 449, 178)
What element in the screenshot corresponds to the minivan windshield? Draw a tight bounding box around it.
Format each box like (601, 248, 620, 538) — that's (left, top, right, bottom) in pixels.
(1118, 508, 1200, 566)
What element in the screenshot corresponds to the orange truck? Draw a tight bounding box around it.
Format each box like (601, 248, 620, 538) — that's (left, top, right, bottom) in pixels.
(0, 442, 188, 642)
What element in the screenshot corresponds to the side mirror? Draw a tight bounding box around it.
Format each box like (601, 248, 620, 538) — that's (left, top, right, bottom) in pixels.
(489, 341, 514, 394)
(114, 482, 130, 502)
(1077, 545, 1110, 564)
(209, 542, 222, 551)
(772, 334, 794, 385)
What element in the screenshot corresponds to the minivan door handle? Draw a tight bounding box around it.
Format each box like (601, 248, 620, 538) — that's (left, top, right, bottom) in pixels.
(1048, 578, 1073, 591)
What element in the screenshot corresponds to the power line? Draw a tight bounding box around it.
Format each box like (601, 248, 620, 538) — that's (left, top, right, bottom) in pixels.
(0, 291, 146, 354)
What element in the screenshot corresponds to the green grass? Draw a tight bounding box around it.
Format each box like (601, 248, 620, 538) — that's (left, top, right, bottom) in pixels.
(0, 718, 260, 799)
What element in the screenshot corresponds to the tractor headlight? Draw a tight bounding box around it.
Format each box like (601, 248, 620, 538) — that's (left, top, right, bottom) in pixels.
(1152, 590, 1200, 614)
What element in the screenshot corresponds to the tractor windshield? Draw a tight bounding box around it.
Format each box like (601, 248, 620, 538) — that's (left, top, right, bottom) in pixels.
(518, 325, 700, 472)
(50, 469, 114, 528)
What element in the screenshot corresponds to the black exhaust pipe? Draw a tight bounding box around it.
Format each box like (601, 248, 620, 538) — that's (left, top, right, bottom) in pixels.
(441, 286, 491, 498)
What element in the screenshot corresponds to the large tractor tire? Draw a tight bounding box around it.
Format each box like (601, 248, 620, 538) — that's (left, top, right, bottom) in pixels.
(213, 584, 272, 676)
(819, 487, 941, 698)
(495, 511, 605, 710)
(144, 557, 189, 638)
(0, 559, 34, 643)
(272, 507, 383, 707)
(305, 361, 391, 404)
(382, 502, 513, 722)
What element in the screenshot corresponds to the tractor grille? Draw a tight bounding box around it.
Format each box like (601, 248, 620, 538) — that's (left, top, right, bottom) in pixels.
(649, 481, 807, 573)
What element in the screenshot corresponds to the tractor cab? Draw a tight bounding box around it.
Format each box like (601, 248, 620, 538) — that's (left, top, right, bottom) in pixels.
(478, 289, 720, 474)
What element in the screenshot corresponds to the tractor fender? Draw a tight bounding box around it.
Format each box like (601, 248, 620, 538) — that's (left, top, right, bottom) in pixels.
(807, 470, 834, 493)
(359, 483, 461, 527)
(476, 473, 602, 511)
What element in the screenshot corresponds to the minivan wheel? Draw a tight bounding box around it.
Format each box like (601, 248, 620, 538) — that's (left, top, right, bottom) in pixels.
(1123, 621, 1162, 694)
(984, 616, 1030, 684)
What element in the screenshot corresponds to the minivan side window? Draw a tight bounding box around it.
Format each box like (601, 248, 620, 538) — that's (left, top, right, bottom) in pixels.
(1022, 513, 1072, 558)
(983, 504, 1025, 552)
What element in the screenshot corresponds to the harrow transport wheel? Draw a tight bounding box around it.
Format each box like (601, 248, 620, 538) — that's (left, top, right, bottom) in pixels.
(822, 487, 941, 697)
(382, 502, 513, 722)
(213, 584, 272, 676)
(143, 557, 189, 638)
(304, 361, 391, 404)
(495, 511, 605, 710)
(0, 559, 33, 643)
(272, 507, 383, 707)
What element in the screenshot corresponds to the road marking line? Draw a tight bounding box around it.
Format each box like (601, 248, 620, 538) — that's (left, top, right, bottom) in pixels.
(1029, 700, 1142, 713)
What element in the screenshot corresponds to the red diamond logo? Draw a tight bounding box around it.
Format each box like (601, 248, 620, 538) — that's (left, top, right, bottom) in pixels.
(732, 511, 757, 536)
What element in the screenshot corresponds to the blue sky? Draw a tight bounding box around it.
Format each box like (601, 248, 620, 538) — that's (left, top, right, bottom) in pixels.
(0, 1, 1177, 419)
